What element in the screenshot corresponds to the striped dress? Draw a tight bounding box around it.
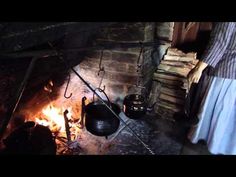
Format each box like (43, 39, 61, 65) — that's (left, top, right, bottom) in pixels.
(201, 22, 236, 79)
(188, 22, 236, 155)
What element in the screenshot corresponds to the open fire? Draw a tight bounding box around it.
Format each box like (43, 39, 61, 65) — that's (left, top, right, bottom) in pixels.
(12, 68, 112, 154)
(29, 102, 83, 154)
(35, 105, 70, 133)
(31, 78, 85, 139)
(33, 102, 84, 141)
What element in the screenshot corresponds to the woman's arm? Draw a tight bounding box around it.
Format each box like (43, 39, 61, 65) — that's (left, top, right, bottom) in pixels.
(188, 22, 235, 85)
(201, 22, 235, 67)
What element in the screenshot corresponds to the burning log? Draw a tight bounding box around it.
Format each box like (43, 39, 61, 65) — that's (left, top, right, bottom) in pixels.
(63, 110, 71, 142)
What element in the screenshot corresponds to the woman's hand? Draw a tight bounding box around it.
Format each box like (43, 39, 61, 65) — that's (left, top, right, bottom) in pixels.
(187, 61, 208, 85)
(187, 67, 203, 84)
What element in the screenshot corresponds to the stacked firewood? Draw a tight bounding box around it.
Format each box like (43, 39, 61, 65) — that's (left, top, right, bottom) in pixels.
(150, 48, 198, 116)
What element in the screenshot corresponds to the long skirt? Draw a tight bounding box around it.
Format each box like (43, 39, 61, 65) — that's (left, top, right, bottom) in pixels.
(188, 75, 236, 155)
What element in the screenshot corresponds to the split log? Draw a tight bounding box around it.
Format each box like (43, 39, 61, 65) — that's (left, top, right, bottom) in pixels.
(157, 64, 191, 77)
(166, 48, 197, 58)
(166, 48, 186, 56)
(153, 77, 185, 88)
(164, 55, 196, 62)
(156, 101, 183, 113)
(159, 86, 186, 98)
(160, 60, 196, 69)
(159, 93, 185, 105)
(151, 80, 180, 90)
(153, 72, 186, 81)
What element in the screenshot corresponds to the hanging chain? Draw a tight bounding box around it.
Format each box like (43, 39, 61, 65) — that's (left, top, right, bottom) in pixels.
(136, 42, 144, 88)
(137, 42, 144, 72)
(97, 48, 105, 91)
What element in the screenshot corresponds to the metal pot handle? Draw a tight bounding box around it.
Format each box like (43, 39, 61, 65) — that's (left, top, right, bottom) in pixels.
(93, 88, 112, 108)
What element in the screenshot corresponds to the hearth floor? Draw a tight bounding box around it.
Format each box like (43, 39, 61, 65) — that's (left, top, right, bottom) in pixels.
(62, 112, 195, 155)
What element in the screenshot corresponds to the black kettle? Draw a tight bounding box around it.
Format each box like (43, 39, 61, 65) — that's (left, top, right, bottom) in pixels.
(123, 93, 156, 119)
(80, 88, 121, 136)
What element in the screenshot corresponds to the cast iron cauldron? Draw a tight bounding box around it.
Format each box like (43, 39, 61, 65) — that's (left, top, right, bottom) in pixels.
(123, 93, 157, 119)
(80, 88, 120, 136)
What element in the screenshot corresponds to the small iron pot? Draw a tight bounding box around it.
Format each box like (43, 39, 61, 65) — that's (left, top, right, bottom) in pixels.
(80, 88, 120, 137)
(123, 93, 156, 119)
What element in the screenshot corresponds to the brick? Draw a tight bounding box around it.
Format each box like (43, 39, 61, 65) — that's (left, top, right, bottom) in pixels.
(79, 60, 99, 70)
(95, 22, 146, 42)
(107, 27, 145, 41)
(127, 64, 138, 73)
(85, 50, 112, 60)
(112, 51, 139, 64)
(156, 22, 174, 41)
(107, 93, 126, 102)
(106, 83, 125, 95)
(144, 23, 155, 42)
(103, 61, 127, 73)
(104, 71, 138, 85)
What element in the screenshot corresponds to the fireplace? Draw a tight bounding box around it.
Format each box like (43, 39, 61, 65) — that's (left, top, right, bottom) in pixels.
(0, 22, 189, 155)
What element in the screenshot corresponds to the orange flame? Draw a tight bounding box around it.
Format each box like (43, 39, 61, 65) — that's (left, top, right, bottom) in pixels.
(35, 105, 72, 132)
(34, 104, 82, 142)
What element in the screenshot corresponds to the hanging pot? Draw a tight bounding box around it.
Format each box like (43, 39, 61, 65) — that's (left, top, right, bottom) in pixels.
(80, 88, 120, 137)
(123, 94, 147, 119)
(122, 43, 156, 119)
(123, 88, 157, 119)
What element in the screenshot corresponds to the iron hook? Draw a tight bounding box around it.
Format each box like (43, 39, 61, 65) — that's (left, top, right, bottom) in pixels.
(64, 73, 73, 99)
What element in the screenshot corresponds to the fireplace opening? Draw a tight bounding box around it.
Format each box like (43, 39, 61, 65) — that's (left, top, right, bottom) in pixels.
(0, 22, 211, 155)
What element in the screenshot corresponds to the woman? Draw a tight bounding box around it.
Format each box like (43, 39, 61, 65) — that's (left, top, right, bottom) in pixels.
(187, 22, 236, 155)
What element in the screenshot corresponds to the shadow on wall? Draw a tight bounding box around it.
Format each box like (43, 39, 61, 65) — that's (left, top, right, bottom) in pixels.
(175, 31, 212, 58)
